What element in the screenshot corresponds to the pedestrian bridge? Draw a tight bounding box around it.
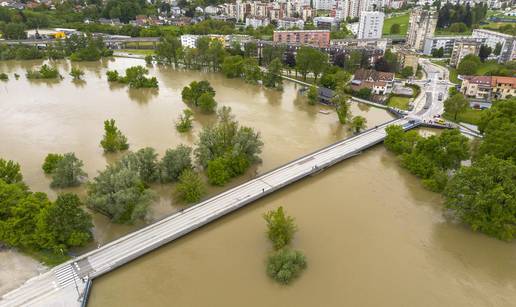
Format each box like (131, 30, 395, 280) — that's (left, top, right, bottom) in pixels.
(0, 117, 418, 307)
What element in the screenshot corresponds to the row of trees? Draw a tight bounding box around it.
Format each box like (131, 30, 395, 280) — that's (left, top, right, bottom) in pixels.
(263, 207, 307, 284)
(0, 158, 93, 263)
(436, 3, 488, 29)
(0, 35, 112, 62)
(384, 98, 516, 241)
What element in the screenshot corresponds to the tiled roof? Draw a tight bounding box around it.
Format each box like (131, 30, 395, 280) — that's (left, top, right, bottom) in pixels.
(353, 69, 394, 82)
(462, 75, 492, 85)
(492, 76, 516, 88)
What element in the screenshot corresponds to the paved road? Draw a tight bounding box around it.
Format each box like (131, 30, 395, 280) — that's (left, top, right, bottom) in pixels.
(1, 118, 417, 307)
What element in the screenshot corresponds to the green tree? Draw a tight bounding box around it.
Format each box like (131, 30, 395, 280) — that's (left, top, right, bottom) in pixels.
(160, 145, 193, 183)
(444, 93, 469, 120)
(478, 44, 492, 62)
(242, 57, 262, 84)
(100, 119, 129, 153)
(457, 55, 480, 74)
(181, 80, 216, 107)
(384, 125, 422, 155)
(86, 163, 155, 224)
(476, 98, 516, 161)
(307, 85, 318, 105)
(35, 193, 93, 252)
(266, 248, 307, 284)
(156, 35, 182, 65)
(176, 109, 194, 132)
(198, 92, 217, 113)
(494, 42, 502, 56)
(263, 58, 283, 89)
(176, 169, 206, 204)
(206, 157, 232, 186)
(0, 158, 23, 184)
(390, 23, 401, 34)
(69, 67, 85, 80)
(332, 86, 350, 124)
(444, 156, 516, 241)
(221, 55, 244, 78)
(263, 206, 297, 250)
(42, 154, 63, 174)
(350, 116, 367, 133)
(195, 106, 263, 182)
(400, 66, 414, 78)
(3, 23, 26, 39)
(50, 153, 87, 188)
(119, 147, 160, 184)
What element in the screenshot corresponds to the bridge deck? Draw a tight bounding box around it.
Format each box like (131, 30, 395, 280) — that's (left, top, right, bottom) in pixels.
(1, 118, 415, 307)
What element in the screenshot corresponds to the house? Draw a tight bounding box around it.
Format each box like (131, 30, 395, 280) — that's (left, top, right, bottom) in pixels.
(351, 69, 395, 95)
(460, 75, 516, 100)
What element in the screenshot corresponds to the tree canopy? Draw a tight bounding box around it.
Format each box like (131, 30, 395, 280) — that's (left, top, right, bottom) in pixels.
(263, 206, 297, 250)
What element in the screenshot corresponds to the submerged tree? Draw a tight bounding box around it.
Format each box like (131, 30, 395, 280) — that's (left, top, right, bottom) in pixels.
(267, 248, 307, 284)
(176, 109, 194, 132)
(160, 145, 193, 183)
(35, 193, 93, 252)
(100, 119, 129, 153)
(119, 147, 160, 184)
(86, 163, 155, 224)
(332, 86, 350, 124)
(0, 158, 23, 184)
(350, 116, 367, 133)
(42, 154, 63, 174)
(176, 169, 206, 204)
(69, 67, 85, 80)
(50, 153, 87, 188)
(263, 206, 297, 250)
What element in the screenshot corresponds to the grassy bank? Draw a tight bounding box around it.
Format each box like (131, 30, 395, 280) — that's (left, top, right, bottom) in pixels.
(382, 13, 409, 35)
(443, 107, 484, 125)
(117, 49, 155, 56)
(387, 95, 411, 109)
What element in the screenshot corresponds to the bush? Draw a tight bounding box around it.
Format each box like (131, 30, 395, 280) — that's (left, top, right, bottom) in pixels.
(176, 169, 206, 204)
(106, 70, 119, 82)
(26, 65, 60, 79)
(266, 248, 307, 284)
(160, 145, 193, 183)
(69, 67, 85, 80)
(0, 73, 8, 81)
(197, 92, 217, 113)
(176, 109, 194, 132)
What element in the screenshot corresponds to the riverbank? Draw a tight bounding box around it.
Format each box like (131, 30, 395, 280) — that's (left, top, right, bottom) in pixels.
(0, 249, 47, 295)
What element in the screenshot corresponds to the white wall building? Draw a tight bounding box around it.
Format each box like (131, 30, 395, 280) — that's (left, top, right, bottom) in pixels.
(245, 16, 270, 28)
(180, 35, 200, 48)
(315, 0, 336, 10)
(472, 28, 516, 63)
(357, 11, 384, 39)
(277, 17, 305, 29)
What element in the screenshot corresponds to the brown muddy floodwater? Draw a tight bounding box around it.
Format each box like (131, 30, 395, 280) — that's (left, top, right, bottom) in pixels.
(1, 58, 515, 305)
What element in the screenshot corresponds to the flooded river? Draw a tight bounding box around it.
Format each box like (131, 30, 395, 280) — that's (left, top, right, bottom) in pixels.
(1, 58, 514, 305)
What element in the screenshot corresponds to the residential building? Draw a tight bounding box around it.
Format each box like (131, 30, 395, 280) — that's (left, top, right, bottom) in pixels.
(331, 38, 391, 52)
(313, 16, 340, 29)
(273, 30, 331, 47)
(472, 29, 516, 63)
(460, 75, 516, 100)
(357, 11, 384, 39)
(422, 36, 477, 56)
(277, 17, 305, 29)
(315, 0, 336, 10)
(351, 69, 395, 95)
(300, 5, 316, 21)
(180, 34, 200, 48)
(245, 16, 270, 28)
(406, 8, 438, 51)
(449, 39, 482, 67)
(397, 49, 419, 73)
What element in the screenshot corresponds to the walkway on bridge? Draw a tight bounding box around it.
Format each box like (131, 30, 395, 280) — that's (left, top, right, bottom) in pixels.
(1, 118, 417, 307)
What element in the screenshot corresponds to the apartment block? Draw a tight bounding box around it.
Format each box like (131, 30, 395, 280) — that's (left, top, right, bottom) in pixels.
(273, 30, 331, 47)
(406, 8, 438, 51)
(357, 11, 384, 39)
(449, 39, 482, 67)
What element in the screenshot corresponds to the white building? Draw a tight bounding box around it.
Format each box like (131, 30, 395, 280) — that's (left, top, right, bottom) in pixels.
(245, 16, 270, 29)
(315, 0, 336, 10)
(357, 11, 384, 39)
(472, 28, 516, 63)
(180, 35, 200, 48)
(277, 18, 305, 29)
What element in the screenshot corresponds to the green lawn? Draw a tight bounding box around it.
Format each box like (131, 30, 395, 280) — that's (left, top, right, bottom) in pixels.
(443, 107, 485, 126)
(387, 95, 411, 110)
(382, 13, 409, 35)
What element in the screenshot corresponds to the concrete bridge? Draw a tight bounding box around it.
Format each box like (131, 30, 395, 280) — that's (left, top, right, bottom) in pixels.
(0, 117, 419, 307)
